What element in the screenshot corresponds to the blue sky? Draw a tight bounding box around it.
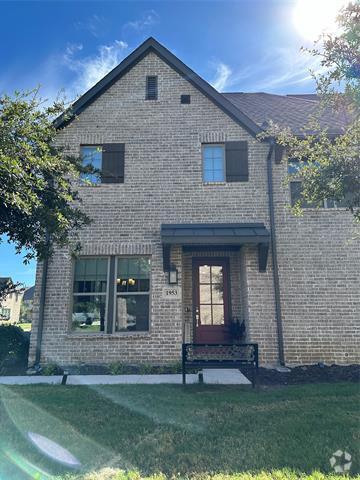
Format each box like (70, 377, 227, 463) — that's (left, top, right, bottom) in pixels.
(0, 0, 335, 286)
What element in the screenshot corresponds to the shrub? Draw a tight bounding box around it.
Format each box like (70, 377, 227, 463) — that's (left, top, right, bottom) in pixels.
(0, 324, 29, 370)
(109, 362, 128, 375)
(42, 363, 62, 375)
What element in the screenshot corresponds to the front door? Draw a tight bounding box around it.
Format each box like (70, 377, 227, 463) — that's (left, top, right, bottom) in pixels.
(193, 258, 230, 343)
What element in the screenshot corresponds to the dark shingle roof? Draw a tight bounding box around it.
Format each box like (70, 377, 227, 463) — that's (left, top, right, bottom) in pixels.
(222, 92, 349, 136)
(23, 286, 35, 301)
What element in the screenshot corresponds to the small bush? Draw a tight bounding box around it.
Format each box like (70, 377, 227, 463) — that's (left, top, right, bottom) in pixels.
(0, 324, 29, 371)
(109, 362, 128, 375)
(138, 363, 153, 375)
(42, 363, 62, 375)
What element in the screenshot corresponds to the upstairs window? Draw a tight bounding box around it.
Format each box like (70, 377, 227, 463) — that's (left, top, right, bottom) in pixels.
(81, 146, 102, 184)
(80, 144, 125, 184)
(202, 145, 225, 182)
(146, 76, 158, 100)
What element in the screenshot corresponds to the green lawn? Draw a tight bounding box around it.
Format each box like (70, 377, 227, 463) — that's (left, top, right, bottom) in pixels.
(0, 383, 358, 480)
(18, 322, 32, 332)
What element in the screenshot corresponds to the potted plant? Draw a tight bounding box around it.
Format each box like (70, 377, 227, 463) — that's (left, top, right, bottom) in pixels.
(228, 317, 246, 342)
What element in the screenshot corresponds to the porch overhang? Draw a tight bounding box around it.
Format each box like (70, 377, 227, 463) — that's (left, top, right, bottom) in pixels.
(161, 223, 270, 273)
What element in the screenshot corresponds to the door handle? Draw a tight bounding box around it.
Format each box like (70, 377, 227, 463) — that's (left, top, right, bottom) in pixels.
(195, 307, 200, 326)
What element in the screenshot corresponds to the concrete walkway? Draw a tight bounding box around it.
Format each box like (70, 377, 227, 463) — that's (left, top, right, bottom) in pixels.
(202, 369, 251, 385)
(0, 370, 251, 385)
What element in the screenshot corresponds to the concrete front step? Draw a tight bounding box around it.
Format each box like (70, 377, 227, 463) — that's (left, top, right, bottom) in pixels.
(201, 369, 251, 385)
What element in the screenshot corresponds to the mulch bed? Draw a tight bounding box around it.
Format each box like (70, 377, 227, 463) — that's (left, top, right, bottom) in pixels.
(254, 364, 360, 385)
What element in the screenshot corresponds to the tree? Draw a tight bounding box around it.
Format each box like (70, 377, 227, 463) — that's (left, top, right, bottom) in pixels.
(0, 89, 92, 301)
(263, 2, 360, 221)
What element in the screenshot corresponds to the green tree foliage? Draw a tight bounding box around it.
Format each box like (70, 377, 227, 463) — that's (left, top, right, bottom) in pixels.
(0, 90, 92, 300)
(263, 2, 360, 221)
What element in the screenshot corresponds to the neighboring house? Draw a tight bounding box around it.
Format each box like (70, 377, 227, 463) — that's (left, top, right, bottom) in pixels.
(20, 286, 35, 324)
(0, 277, 23, 324)
(28, 38, 360, 367)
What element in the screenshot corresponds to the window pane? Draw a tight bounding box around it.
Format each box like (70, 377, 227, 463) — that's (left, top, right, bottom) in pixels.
(116, 257, 150, 293)
(74, 258, 108, 293)
(200, 305, 212, 325)
(72, 295, 106, 332)
(212, 305, 224, 325)
(199, 265, 211, 283)
(203, 145, 224, 182)
(115, 295, 149, 332)
(81, 146, 102, 184)
(199, 284, 211, 304)
(212, 284, 223, 304)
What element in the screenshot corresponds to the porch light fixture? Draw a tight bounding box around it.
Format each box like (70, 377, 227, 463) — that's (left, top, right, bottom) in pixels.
(168, 266, 178, 285)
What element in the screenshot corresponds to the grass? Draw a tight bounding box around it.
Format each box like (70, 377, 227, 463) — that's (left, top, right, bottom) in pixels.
(18, 322, 31, 332)
(0, 383, 358, 480)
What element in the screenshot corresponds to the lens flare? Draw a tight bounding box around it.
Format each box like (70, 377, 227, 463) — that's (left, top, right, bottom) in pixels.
(27, 432, 81, 468)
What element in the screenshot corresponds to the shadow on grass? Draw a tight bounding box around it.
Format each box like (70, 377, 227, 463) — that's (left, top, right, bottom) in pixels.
(0, 383, 358, 479)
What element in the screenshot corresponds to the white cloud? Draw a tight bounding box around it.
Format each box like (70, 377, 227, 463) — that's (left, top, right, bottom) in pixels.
(62, 40, 129, 95)
(211, 62, 232, 91)
(124, 10, 160, 32)
(75, 14, 106, 38)
(210, 46, 323, 94)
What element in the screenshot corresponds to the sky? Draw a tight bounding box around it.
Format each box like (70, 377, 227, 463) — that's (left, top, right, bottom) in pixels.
(0, 0, 346, 286)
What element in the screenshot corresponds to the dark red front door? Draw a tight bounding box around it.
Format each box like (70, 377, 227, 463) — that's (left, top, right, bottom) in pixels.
(193, 258, 230, 343)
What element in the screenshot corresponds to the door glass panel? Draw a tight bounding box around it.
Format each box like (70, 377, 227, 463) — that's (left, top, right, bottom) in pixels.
(199, 265, 211, 283)
(200, 305, 212, 325)
(212, 305, 224, 325)
(212, 284, 223, 303)
(199, 284, 211, 304)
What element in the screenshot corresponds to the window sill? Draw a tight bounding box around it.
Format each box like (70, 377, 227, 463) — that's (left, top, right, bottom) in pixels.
(203, 182, 227, 186)
(66, 331, 150, 339)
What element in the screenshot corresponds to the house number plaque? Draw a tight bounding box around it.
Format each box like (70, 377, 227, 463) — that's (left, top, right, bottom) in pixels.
(162, 287, 181, 300)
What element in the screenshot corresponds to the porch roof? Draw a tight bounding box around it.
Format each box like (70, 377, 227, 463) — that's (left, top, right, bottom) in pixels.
(161, 223, 270, 272)
(161, 223, 270, 245)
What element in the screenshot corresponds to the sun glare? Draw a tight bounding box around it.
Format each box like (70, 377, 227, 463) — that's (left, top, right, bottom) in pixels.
(293, 0, 347, 42)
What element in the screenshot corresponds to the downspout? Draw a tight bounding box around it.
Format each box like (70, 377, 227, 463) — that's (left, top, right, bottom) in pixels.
(34, 231, 51, 367)
(266, 140, 285, 366)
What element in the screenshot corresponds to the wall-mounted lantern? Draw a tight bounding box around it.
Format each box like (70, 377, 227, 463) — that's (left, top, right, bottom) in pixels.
(168, 266, 178, 285)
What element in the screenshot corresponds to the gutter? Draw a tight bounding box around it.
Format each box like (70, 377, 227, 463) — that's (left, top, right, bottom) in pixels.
(266, 140, 285, 366)
(34, 232, 51, 367)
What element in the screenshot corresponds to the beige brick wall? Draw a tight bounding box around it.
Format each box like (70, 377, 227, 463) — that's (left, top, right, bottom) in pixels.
(28, 50, 359, 367)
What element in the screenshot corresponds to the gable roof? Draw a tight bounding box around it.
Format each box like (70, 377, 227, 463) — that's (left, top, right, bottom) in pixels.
(223, 92, 349, 136)
(55, 37, 262, 137)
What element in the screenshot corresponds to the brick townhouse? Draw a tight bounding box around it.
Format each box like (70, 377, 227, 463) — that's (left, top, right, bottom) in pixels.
(28, 38, 360, 368)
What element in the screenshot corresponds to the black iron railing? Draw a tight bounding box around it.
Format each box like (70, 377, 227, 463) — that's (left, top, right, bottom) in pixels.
(182, 343, 259, 387)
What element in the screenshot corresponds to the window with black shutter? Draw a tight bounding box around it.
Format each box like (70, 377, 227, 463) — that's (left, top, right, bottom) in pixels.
(225, 141, 249, 182)
(146, 76, 158, 100)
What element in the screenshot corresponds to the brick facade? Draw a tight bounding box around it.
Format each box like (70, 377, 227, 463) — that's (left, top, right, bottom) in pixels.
(28, 49, 360, 367)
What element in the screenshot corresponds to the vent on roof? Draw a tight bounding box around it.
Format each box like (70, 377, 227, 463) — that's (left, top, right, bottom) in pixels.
(146, 76, 158, 100)
(181, 94, 191, 104)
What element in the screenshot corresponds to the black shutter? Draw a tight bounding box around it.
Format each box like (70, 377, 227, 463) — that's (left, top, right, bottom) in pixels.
(101, 144, 125, 184)
(225, 141, 248, 182)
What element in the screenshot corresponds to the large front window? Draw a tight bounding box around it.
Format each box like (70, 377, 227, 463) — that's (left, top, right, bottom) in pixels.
(71, 256, 151, 333)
